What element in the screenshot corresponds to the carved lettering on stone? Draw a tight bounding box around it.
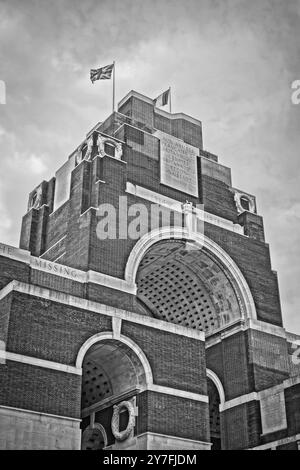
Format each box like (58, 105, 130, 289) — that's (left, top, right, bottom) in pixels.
(156, 131, 199, 197)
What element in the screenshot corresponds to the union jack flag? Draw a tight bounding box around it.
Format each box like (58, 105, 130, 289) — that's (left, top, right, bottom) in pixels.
(90, 63, 114, 83)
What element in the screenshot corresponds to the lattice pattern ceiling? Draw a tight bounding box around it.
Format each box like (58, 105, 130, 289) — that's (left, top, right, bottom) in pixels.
(137, 240, 241, 334)
(81, 358, 112, 409)
(138, 260, 217, 331)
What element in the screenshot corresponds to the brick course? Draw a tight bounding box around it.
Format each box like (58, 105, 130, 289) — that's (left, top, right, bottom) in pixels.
(0, 361, 81, 418)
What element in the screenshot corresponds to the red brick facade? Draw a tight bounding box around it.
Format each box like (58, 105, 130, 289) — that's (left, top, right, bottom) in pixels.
(0, 90, 299, 450)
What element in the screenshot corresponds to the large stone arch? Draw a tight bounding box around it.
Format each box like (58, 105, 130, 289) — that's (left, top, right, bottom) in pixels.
(125, 227, 256, 335)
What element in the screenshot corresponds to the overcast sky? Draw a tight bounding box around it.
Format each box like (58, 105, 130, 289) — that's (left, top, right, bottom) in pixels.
(0, 0, 300, 333)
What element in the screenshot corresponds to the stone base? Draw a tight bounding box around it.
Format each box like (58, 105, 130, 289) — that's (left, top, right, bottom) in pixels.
(136, 432, 211, 450)
(0, 405, 81, 450)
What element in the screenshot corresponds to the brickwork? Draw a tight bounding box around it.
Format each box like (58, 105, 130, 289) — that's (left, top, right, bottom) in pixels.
(137, 391, 209, 442)
(121, 321, 207, 395)
(0, 292, 12, 345)
(4, 90, 300, 450)
(221, 401, 261, 449)
(0, 361, 81, 418)
(5, 291, 112, 365)
(0, 256, 30, 290)
(248, 329, 290, 391)
(285, 384, 300, 436)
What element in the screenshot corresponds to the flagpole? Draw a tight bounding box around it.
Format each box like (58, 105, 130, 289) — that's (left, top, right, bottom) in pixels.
(169, 86, 172, 113)
(113, 61, 115, 113)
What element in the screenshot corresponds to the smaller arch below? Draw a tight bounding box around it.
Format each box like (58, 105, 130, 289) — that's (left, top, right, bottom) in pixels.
(76, 331, 153, 389)
(78, 332, 153, 450)
(207, 369, 225, 450)
(207, 369, 225, 406)
(82, 423, 108, 450)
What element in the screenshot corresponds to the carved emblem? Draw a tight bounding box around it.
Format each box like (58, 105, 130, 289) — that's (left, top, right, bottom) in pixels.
(233, 190, 256, 214)
(97, 135, 106, 157)
(85, 136, 94, 161)
(111, 400, 135, 441)
(28, 185, 43, 211)
(96, 134, 123, 160)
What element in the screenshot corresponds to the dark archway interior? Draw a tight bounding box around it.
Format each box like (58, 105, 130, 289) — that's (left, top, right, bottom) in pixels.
(80, 339, 146, 449)
(208, 378, 221, 450)
(136, 239, 241, 335)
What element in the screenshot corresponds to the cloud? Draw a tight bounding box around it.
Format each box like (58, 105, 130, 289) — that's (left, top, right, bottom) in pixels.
(0, 0, 300, 334)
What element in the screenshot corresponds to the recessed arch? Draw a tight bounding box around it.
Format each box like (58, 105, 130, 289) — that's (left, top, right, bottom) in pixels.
(82, 423, 108, 450)
(207, 369, 225, 406)
(207, 369, 225, 450)
(77, 331, 153, 450)
(76, 331, 153, 387)
(125, 227, 257, 323)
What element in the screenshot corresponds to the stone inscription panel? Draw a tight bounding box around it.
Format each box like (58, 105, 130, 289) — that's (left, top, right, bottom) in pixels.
(157, 131, 199, 197)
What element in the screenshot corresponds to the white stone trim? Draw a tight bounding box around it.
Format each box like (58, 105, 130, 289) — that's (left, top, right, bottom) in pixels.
(125, 182, 244, 235)
(206, 318, 287, 349)
(148, 384, 208, 403)
(0, 404, 81, 423)
(137, 432, 211, 450)
(79, 207, 99, 218)
(75, 332, 154, 387)
(0, 279, 15, 300)
(39, 235, 66, 258)
(206, 319, 244, 346)
(86, 270, 136, 295)
(126, 182, 182, 212)
(124, 226, 257, 321)
(0, 242, 30, 264)
(220, 392, 258, 412)
(250, 434, 300, 450)
(52, 252, 66, 263)
(220, 375, 300, 412)
(112, 317, 122, 339)
(283, 375, 300, 389)
(247, 319, 286, 339)
(0, 241, 138, 294)
(30, 256, 86, 283)
(0, 350, 82, 375)
(0, 280, 205, 342)
(286, 331, 300, 343)
(207, 369, 225, 405)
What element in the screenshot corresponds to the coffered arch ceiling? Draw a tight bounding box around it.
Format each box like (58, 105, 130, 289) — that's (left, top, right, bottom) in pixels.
(136, 239, 243, 335)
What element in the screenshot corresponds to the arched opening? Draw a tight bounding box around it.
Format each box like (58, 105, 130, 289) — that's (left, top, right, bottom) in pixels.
(125, 227, 256, 333)
(78, 336, 150, 450)
(207, 370, 225, 450)
(82, 424, 107, 450)
(208, 378, 221, 450)
(135, 238, 244, 335)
